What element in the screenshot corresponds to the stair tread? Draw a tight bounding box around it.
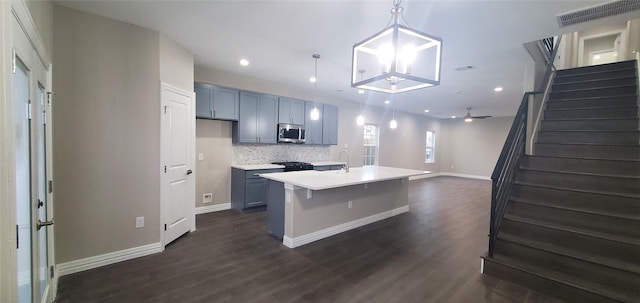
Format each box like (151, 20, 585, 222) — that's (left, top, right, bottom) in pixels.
(497, 232, 640, 275)
(548, 94, 638, 102)
(538, 130, 640, 133)
(518, 167, 640, 179)
(487, 254, 640, 303)
(503, 214, 640, 246)
(535, 142, 640, 147)
(553, 75, 637, 86)
(524, 155, 640, 163)
(541, 117, 639, 121)
(544, 106, 639, 111)
(509, 197, 640, 221)
(514, 181, 640, 199)
(550, 84, 637, 93)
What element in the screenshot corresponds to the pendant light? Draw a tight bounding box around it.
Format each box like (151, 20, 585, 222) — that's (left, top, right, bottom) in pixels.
(310, 54, 321, 121)
(352, 0, 442, 94)
(356, 69, 366, 126)
(389, 104, 398, 129)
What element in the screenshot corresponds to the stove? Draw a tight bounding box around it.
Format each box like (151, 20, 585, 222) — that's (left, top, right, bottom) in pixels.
(272, 161, 314, 172)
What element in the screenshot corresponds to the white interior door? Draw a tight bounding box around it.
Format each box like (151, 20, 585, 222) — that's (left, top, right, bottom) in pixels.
(161, 83, 195, 246)
(11, 7, 53, 303)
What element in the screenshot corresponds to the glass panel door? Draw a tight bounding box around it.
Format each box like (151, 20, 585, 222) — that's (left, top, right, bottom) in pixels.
(14, 56, 33, 303)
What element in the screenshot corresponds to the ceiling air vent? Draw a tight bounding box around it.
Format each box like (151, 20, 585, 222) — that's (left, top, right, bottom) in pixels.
(454, 65, 476, 72)
(556, 0, 640, 27)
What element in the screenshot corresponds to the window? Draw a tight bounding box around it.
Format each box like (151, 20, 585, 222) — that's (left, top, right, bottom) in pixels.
(425, 131, 435, 163)
(363, 124, 379, 166)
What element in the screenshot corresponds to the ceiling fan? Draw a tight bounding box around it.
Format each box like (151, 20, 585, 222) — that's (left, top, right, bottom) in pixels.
(463, 107, 492, 122)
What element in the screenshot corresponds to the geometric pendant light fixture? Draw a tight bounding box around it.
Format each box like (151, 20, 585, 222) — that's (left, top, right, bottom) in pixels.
(352, 0, 442, 94)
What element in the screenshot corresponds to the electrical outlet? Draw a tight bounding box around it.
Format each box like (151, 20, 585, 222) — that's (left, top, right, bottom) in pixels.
(348, 200, 353, 209)
(198, 153, 204, 161)
(203, 193, 213, 204)
(135, 217, 144, 228)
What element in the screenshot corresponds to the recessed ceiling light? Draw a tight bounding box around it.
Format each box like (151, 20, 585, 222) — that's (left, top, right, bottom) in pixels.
(358, 89, 365, 94)
(494, 87, 503, 92)
(239, 59, 249, 66)
(384, 100, 390, 104)
(309, 76, 317, 83)
(424, 109, 430, 113)
(451, 115, 456, 119)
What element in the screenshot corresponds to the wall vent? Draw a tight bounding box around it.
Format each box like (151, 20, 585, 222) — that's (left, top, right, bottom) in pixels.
(556, 0, 640, 28)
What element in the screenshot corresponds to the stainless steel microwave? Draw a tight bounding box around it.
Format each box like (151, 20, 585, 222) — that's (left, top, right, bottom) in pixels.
(278, 124, 305, 144)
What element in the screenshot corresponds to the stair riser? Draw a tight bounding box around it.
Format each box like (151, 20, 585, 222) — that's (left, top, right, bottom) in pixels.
(494, 240, 640, 292)
(501, 219, 640, 263)
(544, 107, 639, 120)
(540, 119, 639, 131)
(506, 201, 639, 238)
(555, 61, 637, 77)
(516, 170, 640, 195)
(549, 86, 637, 100)
(482, 258, 620, 303)
(537, 131, 640, 145)
(534, 144, 640, 160)
(512, 184, 640, 216)
(554, 69, 637, 84)
(546, 96, 638, 110)
(552, 77, 637, 92)
(521, 156, 640, 176)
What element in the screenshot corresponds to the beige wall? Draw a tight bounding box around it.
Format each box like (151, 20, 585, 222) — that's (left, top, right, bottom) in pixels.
(195, 119, 232, 208)
(439, 117, 513, 178)
(159, 34, 194, 91)
(25, 0, 53, 55)
(53, 6, 161, 263)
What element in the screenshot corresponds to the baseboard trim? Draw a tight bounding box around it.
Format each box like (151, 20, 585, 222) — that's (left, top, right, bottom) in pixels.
(440, 172, 491, 181)
(409, 173, 441, 180)
(195, 203, 231, 214)
(56, 242, 163, 277)
(283, 205, 410, 248)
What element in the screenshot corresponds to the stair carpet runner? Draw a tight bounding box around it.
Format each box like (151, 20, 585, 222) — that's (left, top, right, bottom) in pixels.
(483, 60, 640, 303)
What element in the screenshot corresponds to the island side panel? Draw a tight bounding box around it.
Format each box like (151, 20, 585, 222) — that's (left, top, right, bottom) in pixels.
(266, 180, 285, 238)
(285, 178, 409, 245)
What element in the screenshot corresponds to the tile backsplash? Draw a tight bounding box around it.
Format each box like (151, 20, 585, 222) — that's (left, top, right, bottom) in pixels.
(232, 144, 331, 165)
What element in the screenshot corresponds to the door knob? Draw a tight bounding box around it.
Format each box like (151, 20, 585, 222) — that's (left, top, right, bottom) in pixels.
(186, 170, 193, 175)
(37, 219, 54, 230)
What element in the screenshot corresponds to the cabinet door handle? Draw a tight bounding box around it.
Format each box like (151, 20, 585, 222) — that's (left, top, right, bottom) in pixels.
(210, 109, 213, 116)
(186, 169, 193, 175)
(213, 109, 216, 117)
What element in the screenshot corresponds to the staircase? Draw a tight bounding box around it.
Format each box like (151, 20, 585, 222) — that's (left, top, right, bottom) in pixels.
(483, 60, 640, 303)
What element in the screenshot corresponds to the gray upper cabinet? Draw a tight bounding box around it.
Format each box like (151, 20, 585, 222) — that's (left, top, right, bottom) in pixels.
(304, 102, 324, 145)
(278, 97, 306, 125)
(194, 82, 239, 121)
(322, 104, 338, 145)
(235, 91, 278, 144)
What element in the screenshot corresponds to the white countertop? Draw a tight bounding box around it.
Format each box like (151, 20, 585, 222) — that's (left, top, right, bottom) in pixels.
(231, 164, 285, 170)
(309, 161, 346, 166)
(260, 166, 431, 190)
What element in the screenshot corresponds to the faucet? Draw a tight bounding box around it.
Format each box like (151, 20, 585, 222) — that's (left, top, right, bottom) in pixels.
(339, 149, 349, 173)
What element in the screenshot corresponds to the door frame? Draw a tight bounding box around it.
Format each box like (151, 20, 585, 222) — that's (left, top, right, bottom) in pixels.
(0, 1, 55, 302)
(159, 82, 196, 247)
(578, 29, 626, 66)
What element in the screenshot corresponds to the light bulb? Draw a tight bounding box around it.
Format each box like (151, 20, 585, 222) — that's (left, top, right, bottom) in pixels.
(400, 44, 416, 73)
(389, 119, 398, 129)
(310, 107, 320, 121)
(356, 115, 365, 126)
(309, 76, 317, 83)
(377, 43, 394, 73)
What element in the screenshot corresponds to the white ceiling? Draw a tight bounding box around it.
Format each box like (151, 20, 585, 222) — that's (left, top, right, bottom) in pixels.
(54, 0, 638, 119)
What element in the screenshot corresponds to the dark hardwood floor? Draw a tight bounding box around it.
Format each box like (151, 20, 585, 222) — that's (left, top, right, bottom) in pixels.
(55, 177, 563, 303)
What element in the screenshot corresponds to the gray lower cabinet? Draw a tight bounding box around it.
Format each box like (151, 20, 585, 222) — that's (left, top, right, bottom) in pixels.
(313, 165, 343, 171)
(322, 104, 338, 145)
(231, 168, 284, 212)
(304, 102, 324, 145)
(194, 82, 239, 121)
(234, 91, 278, 144)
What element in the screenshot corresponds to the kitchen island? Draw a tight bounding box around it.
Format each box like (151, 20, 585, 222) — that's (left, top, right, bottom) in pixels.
(260, 166, 430, 248)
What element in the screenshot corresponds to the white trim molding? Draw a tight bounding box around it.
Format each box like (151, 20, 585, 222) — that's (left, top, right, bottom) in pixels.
(195, 203, 231, 215)
(409, 172, 441, 180)
(56, 242, 163, 277)
(283, 205, 409, 248)
(439, 172, 491, 181)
